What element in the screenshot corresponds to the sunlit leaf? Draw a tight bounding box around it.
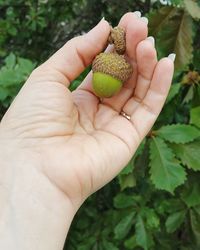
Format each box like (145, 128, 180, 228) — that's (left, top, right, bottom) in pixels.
(17, 58, 36, 75)
(5, 53, 16, 69)
(171, 140, 200, 171)
(184, 0, 200, 19)
(156, 124, 200, 143)
(149, 6, 177, 37)
(161, 11, 193, 69)
(149, 6, 194, 69)
(118, 174, 136, 190)
(143, 208, 160, 230)
(190, 106, 200, 128)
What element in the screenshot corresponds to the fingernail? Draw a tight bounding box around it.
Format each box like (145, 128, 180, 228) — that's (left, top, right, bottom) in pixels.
(141, 17, 148, 24)
(168, 53, 176, 62)
(100, 17, 105, 22)
(146, 36, 155, 46)
(133, 11, 141, 18)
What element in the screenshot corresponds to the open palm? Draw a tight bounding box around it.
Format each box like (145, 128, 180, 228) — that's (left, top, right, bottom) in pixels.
(0, 13, 174, 209)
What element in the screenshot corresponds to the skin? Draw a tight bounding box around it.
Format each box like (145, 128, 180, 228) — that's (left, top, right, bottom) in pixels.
(0, 13, 174, 250)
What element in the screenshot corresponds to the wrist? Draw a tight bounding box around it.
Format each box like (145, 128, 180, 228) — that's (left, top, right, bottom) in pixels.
(0, 142, 76, 250)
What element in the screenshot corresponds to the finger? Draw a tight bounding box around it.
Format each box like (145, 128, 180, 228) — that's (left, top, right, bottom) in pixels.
(129, 57, 174, 139)
(120, 13, 148, 61)
(78, 12, 148, 112)
(38, 18, 110, 87)
(123, 37, 157, 114)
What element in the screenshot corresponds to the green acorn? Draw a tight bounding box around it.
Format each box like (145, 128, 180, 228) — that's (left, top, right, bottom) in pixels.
(92, 53, 132, 98)
(92, 26, 133, 98)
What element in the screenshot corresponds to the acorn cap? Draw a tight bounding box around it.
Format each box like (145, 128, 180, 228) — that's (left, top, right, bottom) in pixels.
(108, 26, 126, 55)
(92, 53, 133, 83)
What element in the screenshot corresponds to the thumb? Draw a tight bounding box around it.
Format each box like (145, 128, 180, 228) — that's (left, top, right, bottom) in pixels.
(42, 18, 110, 87)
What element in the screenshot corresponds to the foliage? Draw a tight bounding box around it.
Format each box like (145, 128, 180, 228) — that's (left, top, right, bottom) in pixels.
(0, 0, 200, 249)
(0, 53, 35, 104)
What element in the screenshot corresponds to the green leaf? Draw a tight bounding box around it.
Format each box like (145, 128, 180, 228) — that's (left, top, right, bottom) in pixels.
(120, 139, 146, 175)
(118, 174, 136, 190)
(149, 7, 194, 69)
(17, 57, 36, 75)
(164, 11, 193, 68)
(190, 106, 200, 128)
(5, 53, 16, 69)
(143, 208, 160, 230)
(124, 235, 138, 249)
(165, 11, 194, 69)
(135, 215, 148, 250)
(0, 87, 9, 101)
(102, 240, 118, 250)
(156, 124, 200, 143)
(165, 210, 186, 233)
(171, 140, 200, 171)
(114, 193, 135, 209)
(118, 141, 146, 190)
(0, 68, 18, 87)
(184, 0, 200, 19)
(149, 6, 177, 37)
(156, 198, 184, 215)
(0, 54, 36, 108)
(190, 206, 200, 246)
(171, 0, 184, 5)
(166, 83, 181, 104)
(149, 137, 186, 193)
(182, 182, 200, 208)
(120, 160, 133, 175)
(182, 85, 194, 104)
(114, 211, 135, 240)
(0, 55, 35, 87)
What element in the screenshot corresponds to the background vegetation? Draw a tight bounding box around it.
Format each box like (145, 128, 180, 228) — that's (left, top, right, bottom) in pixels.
(0, 0, 200, 249)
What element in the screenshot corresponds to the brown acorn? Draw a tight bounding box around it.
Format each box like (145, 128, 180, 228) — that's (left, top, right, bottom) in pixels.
(108, 26, 126, 54)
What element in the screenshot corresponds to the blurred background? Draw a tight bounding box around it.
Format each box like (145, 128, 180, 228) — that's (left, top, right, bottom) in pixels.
(0, 0, 200, 249)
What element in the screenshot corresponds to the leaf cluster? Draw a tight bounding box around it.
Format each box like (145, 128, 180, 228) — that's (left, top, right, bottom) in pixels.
(0, 0, 200, 249)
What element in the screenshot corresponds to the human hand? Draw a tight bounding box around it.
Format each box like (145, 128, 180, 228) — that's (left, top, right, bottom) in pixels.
(0, 13, 174, 211)
(0, 12, 175, 249)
